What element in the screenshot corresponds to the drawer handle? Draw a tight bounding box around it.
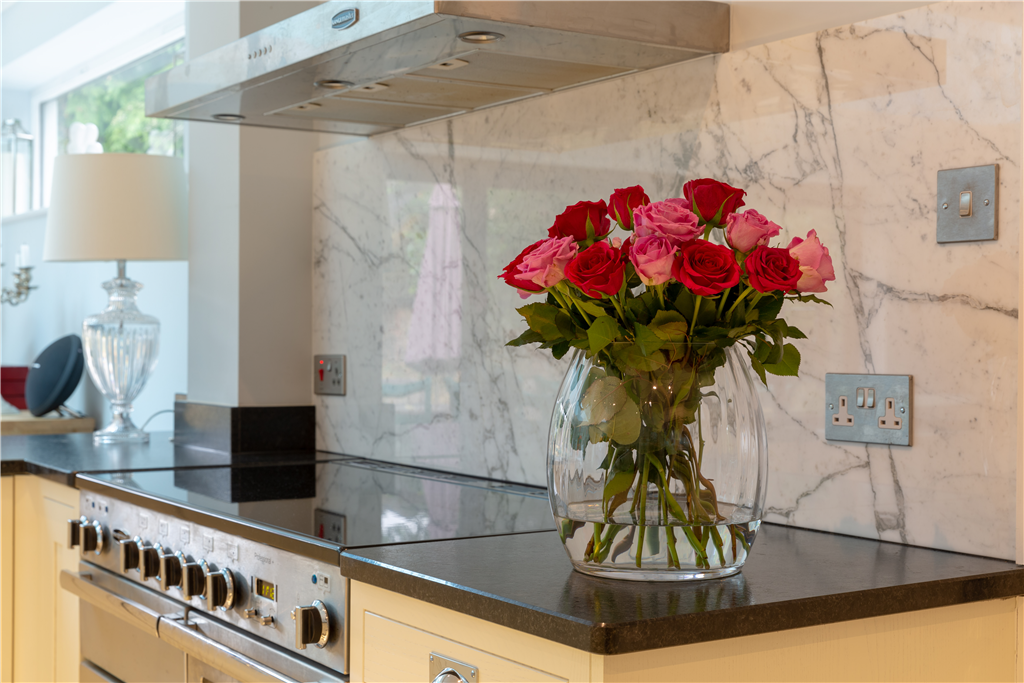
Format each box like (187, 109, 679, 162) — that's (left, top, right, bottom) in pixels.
(432, 668, 468, 683)
(429, 653, 477, 683)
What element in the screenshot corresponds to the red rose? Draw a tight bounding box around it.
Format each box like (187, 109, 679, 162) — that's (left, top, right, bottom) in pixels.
(744, 245, 801, 293)
(548, 200, 610, 242)
(565, 241, 625, 298)
(672, 240, 740, 296)
(498, 240, 546, 297)
(681, 179, 746, 225)
(608, 185, 650, 230)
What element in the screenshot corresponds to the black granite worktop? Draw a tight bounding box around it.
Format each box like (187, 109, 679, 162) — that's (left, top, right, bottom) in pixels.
(0, 432, 322, 486)
(340, 523, 1024, 655)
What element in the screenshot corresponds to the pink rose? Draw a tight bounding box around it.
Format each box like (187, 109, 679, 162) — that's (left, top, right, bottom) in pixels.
(629, 234, 677, 286)
(787, 230, 836, 293)
(633, 199, 701, 246)
(517, 236, 578, 289)
(725, 209, 781, 253)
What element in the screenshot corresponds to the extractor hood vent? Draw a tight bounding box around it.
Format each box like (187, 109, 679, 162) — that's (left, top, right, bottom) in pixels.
(146, 1, 730, 136)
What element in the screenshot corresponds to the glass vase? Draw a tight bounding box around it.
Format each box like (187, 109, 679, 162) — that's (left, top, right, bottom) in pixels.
(82, 266, 160, 444)
(547, 345, 768, 581)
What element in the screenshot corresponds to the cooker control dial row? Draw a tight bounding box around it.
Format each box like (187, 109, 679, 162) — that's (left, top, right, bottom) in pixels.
(158, 548, 181, 591)
(75, 518, 104, 556)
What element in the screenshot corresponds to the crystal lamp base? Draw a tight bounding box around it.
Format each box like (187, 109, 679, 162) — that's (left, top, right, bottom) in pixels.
(92, 409, 149, 444)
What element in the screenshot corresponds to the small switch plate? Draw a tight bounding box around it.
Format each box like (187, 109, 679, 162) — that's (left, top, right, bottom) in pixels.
(314, 354, 346, 395)
(825, 373, 912, 446)
(937, 164, 997, 243)
(313, 508, 346, 544)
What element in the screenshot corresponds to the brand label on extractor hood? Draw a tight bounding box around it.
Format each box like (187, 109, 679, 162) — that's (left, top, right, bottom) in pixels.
(331, 8, 358, 31)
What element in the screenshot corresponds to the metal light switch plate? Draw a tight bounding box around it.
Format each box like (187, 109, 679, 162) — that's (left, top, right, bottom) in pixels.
(937, 164, 997, 243)
(314, 354, 346, 395)
(825, 373, 912, 446)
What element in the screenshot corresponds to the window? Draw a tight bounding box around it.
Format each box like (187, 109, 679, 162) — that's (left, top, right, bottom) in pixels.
(39, 39, 185, 207)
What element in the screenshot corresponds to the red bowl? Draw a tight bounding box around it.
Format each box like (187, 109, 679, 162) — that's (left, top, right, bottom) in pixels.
(1, 366, 29, 410)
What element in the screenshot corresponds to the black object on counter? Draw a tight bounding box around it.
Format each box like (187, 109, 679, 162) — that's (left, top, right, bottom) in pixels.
(25, 334, 84, 417)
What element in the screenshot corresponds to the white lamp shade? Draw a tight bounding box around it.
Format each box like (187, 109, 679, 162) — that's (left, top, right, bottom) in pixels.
(44, 153, 187, 262)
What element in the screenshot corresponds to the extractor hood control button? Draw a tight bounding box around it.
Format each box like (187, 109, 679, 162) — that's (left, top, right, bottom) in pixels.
(80, 520, 104, 556)
(159, 550, 181, 591)
(291, 600, 329, 650)
(203, 565, 235, 611)
(136, 540, 162, 582)
(119, 537, 140, 573)
(67, 518, 81, 549)
(179, 553, 205, 600)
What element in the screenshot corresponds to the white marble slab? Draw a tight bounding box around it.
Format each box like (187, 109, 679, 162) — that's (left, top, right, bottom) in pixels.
(313, 2, 1021, 559)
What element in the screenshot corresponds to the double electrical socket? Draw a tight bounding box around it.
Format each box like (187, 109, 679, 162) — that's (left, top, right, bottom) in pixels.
(824, 373, 912, 446)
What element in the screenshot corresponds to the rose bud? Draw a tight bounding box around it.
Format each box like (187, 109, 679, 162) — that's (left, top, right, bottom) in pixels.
(787, 229, 836, 293)
(681, 178, 746, 225)
(744, 245, 802, 293)
(629, 234, 677, 286)
(672, 239, 740, 296)
(517, 236, 578, 289)
(498, 240, 547, 298)
(548, 200, 610, 243)
(608, 185, 650, 230)
(725, 209, 781, 253)
(565, 241, 626, 298)
(633, 199, 701, 246)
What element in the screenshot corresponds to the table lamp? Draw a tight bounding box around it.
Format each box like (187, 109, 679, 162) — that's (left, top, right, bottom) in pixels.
(44, 153, 186, 443)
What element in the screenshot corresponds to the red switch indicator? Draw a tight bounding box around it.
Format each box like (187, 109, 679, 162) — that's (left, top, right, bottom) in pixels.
(319, 369, 324, 381)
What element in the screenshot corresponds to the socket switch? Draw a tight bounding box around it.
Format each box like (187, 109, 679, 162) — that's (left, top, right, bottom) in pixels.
(314, 354, 346, 395)
(825, 373, 912, 446)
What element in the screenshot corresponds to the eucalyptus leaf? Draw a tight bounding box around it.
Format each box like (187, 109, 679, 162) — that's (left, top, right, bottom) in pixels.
(587, 316, 624, 354)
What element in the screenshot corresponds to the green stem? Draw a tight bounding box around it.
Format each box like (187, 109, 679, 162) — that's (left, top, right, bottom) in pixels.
(654, 284, 665, 308)
(724, 286, 754, 321)
(635, 456, 651, 567)
(716, 287, 732, 320)
(666, 526, 681, 569)
(609, 294, 627, 323)
(569, 296, 593, 325)
(689, 295, 703, 335)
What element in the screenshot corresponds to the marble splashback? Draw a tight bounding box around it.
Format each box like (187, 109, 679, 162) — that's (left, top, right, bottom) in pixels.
(313, 3, 1021, 559)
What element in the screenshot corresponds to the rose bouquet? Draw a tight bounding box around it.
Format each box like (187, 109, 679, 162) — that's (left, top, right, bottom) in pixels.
(500, 179, 835, 578)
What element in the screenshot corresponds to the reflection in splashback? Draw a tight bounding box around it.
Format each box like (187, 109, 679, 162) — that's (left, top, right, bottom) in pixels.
(313, 3, 1021, 558)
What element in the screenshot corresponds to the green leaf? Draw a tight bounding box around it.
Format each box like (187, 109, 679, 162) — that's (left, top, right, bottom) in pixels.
(755, 294, 785, 321)
(555, 311, 580, 340)
(763, 343, 801, 377)
(783, 323, 808, 340)
(577, 299, 608, 317)
(506, 328, 544, 347)
(649, 310, 689, 343)
(674, 288, 696, 320)
(613, 344, 668, 372)
(580, 376, 642, 445)
(551, 340, 571, 360)
(793, 293, 833, 306)
(587, 316, 624, 354)
(634, 323, 664, 356)
(517, 302, 565, 341)
(749, 356, 768, 386)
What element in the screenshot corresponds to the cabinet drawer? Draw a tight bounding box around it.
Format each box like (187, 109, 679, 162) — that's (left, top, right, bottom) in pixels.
(364, 611, 566, 683)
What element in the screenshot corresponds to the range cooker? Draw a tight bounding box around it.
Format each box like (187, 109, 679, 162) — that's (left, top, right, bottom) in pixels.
(62, 454, 552, 682)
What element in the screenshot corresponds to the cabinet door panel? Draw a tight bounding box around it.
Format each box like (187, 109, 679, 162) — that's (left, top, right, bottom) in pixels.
(364, 612, 566, 683)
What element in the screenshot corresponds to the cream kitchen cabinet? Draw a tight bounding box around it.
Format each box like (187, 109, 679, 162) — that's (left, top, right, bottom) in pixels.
(350, 581, 1020, 683)
(5, 475, 81, 683)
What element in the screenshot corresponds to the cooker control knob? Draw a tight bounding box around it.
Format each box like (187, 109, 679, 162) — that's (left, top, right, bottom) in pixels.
(203, 564, 235, 612)
(67, 518, 82, 549)
(159, 549, 181, 591)
(290, 600, 329, 650)
(179, 553, 205, 600)
(80, 520, 104, 555)
(135, 540, 162, 582)
(119, 537, 140, 573)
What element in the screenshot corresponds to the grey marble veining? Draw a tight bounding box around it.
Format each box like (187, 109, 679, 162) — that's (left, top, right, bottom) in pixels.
(313, 3, 1022, 558)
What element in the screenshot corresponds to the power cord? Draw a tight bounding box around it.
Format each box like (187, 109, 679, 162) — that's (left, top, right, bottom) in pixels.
(140, 408, 175, 431)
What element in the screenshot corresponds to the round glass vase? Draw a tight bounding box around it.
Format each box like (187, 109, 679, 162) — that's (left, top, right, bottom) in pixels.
(547, 345, 768, 581)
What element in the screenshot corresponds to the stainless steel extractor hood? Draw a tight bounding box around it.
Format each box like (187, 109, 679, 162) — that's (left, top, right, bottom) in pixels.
(146, 1, 730, 136)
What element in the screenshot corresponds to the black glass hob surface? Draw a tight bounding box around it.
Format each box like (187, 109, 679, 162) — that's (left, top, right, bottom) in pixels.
(83, 456, 554, 548)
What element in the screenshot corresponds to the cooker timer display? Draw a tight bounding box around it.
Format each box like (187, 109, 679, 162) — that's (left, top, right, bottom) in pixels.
(255, 577, 276, 601)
